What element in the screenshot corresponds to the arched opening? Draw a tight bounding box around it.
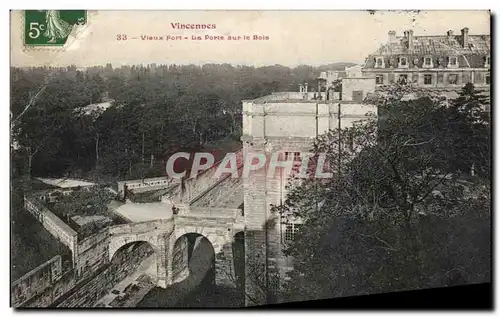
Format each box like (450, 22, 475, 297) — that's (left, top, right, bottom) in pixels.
(172, 233, 215, 287)
(137, 234, 215, 308)
(138, 232, 245, 307)
(99, 241, 157, 307)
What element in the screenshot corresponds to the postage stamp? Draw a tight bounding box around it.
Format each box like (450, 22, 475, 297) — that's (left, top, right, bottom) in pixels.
(22, 10, 89, 51)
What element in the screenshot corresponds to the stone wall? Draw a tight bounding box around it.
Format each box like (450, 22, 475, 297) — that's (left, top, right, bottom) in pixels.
(341, 77, 376, 102)
(242, 139, 269, 306)
(243, 100, 377, 142)
(23, 196, 78, 262)
(117, 177, 177, 200)
(55, 242, 154, 307)
(21, 270, 76, 307)
(20, 233, 154, 308)
(188, 207, 243, 219)
(22, 242, 154, 308)
(166, 148, 243, 204)
(215, 242, 236, 288)
(11, 255, 62, 307)
(75, 229, 110, 281)
(241, 95, 379, 305)
(190, 175, 242, 208)
(172, 235, 189, 282)
(241, 139, 301, 305)
(109, 219, 173, 236)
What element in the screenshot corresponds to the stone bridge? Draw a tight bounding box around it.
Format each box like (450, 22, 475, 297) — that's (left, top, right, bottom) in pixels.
(108, 146, 245, 292)
(108, 208, 244, 289)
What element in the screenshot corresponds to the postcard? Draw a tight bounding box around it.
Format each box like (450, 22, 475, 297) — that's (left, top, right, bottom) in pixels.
(10, 10, 491, 309)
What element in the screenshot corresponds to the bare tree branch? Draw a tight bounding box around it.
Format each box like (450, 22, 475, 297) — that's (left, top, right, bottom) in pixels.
(11, 84, 49, 126)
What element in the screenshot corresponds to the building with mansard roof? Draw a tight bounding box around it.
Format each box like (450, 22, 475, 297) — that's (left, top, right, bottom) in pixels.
(361, 28, 490, 97)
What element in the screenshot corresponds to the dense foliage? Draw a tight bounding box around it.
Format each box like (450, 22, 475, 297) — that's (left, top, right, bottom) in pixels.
(277, 83, 491, 302)
(11, 63, 353, 182)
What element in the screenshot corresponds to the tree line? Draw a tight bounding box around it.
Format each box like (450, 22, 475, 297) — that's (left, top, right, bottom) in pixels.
(10, 62, 354, 183)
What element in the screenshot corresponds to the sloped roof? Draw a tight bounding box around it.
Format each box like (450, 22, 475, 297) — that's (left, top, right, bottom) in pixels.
(365, 34, 490, 69)
(74, 101, 114, 117)
(375, 35, 490, 55)
(35, 178, 96, 189)
(113, 201, 173, 222)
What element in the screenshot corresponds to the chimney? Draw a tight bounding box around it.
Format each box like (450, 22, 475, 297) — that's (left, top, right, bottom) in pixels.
(304, 83, 308, 93)
(388, 30, 396, 43)
(408, 30, 414, 50)
(461, 27, 469, 47)
(299, 84, 304, 92)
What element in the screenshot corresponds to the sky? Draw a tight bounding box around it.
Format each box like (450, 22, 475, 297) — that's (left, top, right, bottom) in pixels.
(10, 10, 491, 67)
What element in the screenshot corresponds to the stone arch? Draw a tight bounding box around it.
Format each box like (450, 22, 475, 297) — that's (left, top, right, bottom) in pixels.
(107, 239, 159, 286)
(175, 227, 222, 252)
(172, 229, 217, 286)
(109, 234, 160, 261)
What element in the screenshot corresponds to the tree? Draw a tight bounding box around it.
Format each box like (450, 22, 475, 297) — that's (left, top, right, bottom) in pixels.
(445, 83, 490, 178)
(277, 84, 491, 302)
(10, 62, 361, 182)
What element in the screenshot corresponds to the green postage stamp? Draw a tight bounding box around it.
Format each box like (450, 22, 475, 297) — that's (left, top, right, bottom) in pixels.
(23, 10, 88, 48)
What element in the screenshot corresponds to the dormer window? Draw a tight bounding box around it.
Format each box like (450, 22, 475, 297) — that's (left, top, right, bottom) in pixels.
(423, 56, 434, 69)
(485, 56, 491, 68)
(375, 57, 384, 68)
(448, 56, 459, 68)
(399, 57, 408, 68)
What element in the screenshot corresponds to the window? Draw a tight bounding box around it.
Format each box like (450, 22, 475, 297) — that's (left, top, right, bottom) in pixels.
(424, 57, 432, 66)
(424, 74, 432, 85)
(485, 56, 491, 67)
(399, 74, 408, 84)
(376, 58, 383, 68)
(375, 75, 384, 85)
(353, 90, 364, 103)
(448, 74, 458, 85)
(284, 223, 302, 242)
(486, 74, 490, 85)
(293, 152, 301, 162)
(400, 58, 407, 66)
(449, 57, 457, 66)
(268, 271, 281, 295)
(437, 74, 444, 83)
